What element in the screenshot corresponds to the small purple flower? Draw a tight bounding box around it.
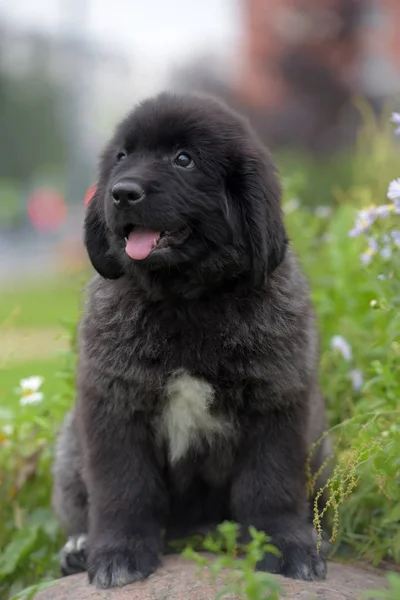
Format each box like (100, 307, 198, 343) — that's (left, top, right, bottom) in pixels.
(391, 230, 400, 248)
(376, 204, 391, 218)
(349, 224, 364, 238)
(387, 179, 400, 201)
(377, 273, 386, 280)
(360, 207, 378, 224)
(331, 335, 352, 361)
(349, 208, 377, 237)
(360, 239, 377, 264)
(381, 246, 392, 260)
(368, 237, 379, 252)
(348, 369, 364, 392)
(360, 251, 373, 265)
(392, 112, 400, 135)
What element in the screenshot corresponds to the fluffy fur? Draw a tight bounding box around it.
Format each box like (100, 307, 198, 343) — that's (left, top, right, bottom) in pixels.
(52, 92, 331, 588)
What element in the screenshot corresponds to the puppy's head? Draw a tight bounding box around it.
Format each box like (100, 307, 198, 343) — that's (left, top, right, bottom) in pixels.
(85, 93, 287, 287)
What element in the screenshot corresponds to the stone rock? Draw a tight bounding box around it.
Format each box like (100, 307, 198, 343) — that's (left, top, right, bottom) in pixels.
(36, 555, 388, 600)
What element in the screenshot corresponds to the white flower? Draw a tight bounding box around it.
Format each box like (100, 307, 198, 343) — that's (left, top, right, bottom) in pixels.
(387, 179, 400, 201)
(18, 376, 44, 406)
(331, 335, 352, 361)
(348, 369, 364, 392)
(2, 425, 14, 435)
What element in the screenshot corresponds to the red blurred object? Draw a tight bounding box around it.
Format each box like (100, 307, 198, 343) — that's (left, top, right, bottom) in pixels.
(28, 187, 66, 232)
(84, 184, 96, 206)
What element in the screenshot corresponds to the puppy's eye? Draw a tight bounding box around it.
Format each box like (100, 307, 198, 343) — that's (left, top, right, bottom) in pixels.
(116, 150, 127, 162)
(174, 152, 194, 169)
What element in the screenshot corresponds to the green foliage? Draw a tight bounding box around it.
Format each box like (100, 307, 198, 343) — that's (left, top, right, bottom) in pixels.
(183, 522, 281, 600)
(363, 573, 400, 600)
(281, 108, 400, 565)
(0, 321, 76, 600)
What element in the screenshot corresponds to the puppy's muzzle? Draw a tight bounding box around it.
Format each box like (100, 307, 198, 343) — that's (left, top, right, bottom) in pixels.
(112, 180, 145, 209)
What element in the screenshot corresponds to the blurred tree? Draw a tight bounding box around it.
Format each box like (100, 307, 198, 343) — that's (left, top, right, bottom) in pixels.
(0, 60, 67, 184)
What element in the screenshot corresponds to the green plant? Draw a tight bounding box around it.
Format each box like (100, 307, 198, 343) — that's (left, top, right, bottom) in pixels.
(183, 522, 281, 600)
(283, 106, 400, 565)
(0, 321, 76, 600)
(363, 572, 400, 599)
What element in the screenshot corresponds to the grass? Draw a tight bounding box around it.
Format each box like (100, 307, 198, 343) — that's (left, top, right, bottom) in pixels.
(1, 271, 87, 406)
(0, 275, 80, 599)
(0, 275, 85, 329)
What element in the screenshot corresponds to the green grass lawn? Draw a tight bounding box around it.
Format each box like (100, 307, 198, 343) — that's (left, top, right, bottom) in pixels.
(0, 274, 86, 328)
(1, 272, 87, 408)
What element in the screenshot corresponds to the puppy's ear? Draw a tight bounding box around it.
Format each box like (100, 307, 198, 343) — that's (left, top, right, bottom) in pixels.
(228, 152, 287, 285)
(84, 191, 123, 279)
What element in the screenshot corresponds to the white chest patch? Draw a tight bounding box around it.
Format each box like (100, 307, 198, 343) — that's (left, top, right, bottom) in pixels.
(157, 372, 232, 464)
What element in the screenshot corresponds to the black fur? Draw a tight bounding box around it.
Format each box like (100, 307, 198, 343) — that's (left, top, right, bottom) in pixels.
(52, 92, 331, 588)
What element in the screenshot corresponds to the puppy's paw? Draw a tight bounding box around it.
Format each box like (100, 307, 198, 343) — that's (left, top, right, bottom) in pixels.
(88, 539, 161, 589)
(257, 529, 327, 581)
(280, 540, 326, 581)
(60, 534, 88, 576)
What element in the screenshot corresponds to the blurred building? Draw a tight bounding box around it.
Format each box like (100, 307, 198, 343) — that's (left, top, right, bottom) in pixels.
(233, 0, 400, 153)
(171, 0, 400, 156)
(238, 0, 400, 106)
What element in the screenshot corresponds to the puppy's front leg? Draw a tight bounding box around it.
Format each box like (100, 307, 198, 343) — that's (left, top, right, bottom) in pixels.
(80, 399, 167, 589)
(230, 404, 327, 581)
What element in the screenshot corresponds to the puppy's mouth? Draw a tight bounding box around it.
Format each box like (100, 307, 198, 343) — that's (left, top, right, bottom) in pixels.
(123, 225, 190, 260)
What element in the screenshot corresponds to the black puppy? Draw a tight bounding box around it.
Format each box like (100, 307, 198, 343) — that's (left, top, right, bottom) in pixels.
(52, 92, 331, 588)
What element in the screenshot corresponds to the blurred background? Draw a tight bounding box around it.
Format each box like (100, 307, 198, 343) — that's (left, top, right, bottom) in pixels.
(0, 0, 399, 282)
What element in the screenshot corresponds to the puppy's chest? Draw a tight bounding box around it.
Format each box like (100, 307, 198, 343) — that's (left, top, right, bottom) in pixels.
(155, 371, 234, 464)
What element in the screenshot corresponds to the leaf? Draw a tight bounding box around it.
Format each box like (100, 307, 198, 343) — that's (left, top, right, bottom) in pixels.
(10, 579, 58, 600)
(385, 503, 400, 524)
(386, 572, 400, 591)
(0, 407, 14, 420)
(0, 525, 40, 577)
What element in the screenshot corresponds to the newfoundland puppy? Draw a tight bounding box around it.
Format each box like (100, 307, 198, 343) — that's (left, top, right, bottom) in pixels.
(52, 92, 331, 588)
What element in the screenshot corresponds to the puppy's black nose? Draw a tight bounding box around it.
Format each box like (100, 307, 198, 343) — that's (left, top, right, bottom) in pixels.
(112, 181, 145, 207)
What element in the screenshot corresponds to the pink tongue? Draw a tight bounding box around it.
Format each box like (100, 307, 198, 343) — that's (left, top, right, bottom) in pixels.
(125, 229, 161, 260)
